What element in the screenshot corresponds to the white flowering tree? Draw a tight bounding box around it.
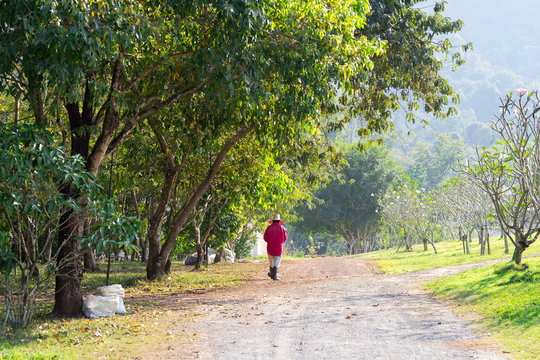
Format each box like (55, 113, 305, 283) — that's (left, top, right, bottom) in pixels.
(379, 185, 419, 251)
(439, 176, 495, 255)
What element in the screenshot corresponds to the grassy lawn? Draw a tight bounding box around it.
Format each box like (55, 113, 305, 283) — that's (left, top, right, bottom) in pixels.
(356, 236, 517, 274)
(0, 260, 262, 360)
(360, 237, 540, 360)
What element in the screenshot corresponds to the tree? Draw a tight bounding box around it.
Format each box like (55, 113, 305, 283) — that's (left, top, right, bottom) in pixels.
(82, 199, 140, 285)
(0, 125, 97, 328)
(379, 183, 420, 251)
(140, 0, 379, 279)
(295, 144, 400, 254)
(0, 0, 467, 314)
(0, 0, 272, 315)
(337, 0, 469, 139)
(407, 133, 465, 190)
(438, 176, 494, 255)
(410, 191, 440, 254)
(462, 90, 540, 265)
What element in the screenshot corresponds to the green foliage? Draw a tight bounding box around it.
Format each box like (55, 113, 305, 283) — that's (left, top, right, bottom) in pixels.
(285, 226, 345, 256)
(0, 123, 95, 255)
(84, 200, 140, 256)
(294, 144, 400, 254)
(232, 231, 257, 260)
(340, 0, 467, 139)
(406, 133, 465, 190)
(0, 124, 99, 328)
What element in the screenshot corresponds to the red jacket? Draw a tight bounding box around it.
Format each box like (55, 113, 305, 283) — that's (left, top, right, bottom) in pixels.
(263, 222, 288, 256)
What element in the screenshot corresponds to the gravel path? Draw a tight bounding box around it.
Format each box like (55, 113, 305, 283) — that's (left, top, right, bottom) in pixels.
(156, 257, 510, 360)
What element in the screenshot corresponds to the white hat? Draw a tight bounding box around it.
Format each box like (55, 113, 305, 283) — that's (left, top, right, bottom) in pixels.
(272, 214, 280, 221)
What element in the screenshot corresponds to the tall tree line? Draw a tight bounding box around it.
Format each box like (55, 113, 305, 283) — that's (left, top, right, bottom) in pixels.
(0, 0, 466, 317)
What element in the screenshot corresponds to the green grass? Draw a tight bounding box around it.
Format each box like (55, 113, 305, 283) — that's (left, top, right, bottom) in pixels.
(356, 237, 517, 274)
(426, 258, 540, 360)
(0, 260, 263, 360)
(0, 344, 58, 360)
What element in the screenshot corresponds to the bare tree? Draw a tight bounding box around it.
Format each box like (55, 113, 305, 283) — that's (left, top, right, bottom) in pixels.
(379, 186, 419, 251)
(410, 192, 439, 254)
(462, 90, 540, 265)
(439, 176, 494, 255)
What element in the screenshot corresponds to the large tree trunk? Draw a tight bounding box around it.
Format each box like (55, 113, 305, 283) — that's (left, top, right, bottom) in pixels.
(52, 193, 86, 316)
(512, 243, 525, 265)
(146, 164, 179, 280)
(52, 86, 94, 316)
(54, 64, 122, 316)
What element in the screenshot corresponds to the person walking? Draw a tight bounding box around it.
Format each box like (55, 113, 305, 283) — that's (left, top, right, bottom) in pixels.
(263, 214, 288, 280)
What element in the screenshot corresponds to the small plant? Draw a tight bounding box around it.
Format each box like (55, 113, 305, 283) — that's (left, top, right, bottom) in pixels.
(83, 199, 140, 286)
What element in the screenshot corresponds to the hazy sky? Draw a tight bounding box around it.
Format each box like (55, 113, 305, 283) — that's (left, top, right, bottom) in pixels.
(443, 0, 540, 83)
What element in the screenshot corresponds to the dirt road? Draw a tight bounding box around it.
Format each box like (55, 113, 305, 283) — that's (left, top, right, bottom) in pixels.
(148, 257, 510, 360)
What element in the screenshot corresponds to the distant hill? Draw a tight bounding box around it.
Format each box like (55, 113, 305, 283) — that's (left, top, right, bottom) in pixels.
(392, 0, 540, 148)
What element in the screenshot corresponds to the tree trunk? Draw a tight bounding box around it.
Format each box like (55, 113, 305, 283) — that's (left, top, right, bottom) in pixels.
(403, 228, 411, 251)
(52, 88, 95, 316)
(83, 248, 100, 272)
(503, 230, 509, 254)
(214, 248, 223, 263)
(479, 226, 485, 255)
(164, 258, 172, 274)
(42, 228, 53, 263)
(141, 196, 153, 263)
(52, 196, 85, 316)
(146, 126, 253, 280)
(512, 243, 525, 265)
(459, 227, 466, 254)
(429, 238, 437, 254)
(14, 95, 20, 125)
(83, 218, 100, 272)
(146, 164, 179, 280)
(485, 227, 491, 255)
(194, 225, 203, 270)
